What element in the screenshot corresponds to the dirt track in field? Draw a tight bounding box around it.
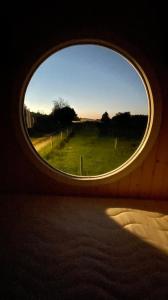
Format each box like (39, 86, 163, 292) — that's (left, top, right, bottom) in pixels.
(32, 136, 52, 151)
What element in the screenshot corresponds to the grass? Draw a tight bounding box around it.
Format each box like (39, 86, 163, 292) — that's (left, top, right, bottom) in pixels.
(36, 124, 141, 176)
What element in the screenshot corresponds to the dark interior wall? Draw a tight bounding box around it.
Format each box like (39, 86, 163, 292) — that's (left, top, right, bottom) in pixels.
(2, 5, 168, 198)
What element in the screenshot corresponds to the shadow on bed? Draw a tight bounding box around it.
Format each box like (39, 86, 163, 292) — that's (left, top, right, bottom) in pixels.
(0, 196, 168, 299)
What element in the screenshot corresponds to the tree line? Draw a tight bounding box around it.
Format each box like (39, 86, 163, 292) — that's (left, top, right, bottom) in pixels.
(99, 111, 148, 138)
(25, 99, 148, 139)
(26, 99, 79, 135)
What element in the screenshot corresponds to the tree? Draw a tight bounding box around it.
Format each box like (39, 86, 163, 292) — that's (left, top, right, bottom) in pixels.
(52, 106, 78, 127)
(52, 98, 68, 114)
(51, 98, 79, 128)
(31, 98, 79, 133)
(101, 112, 110, 123)
(111, 112, 131, 127)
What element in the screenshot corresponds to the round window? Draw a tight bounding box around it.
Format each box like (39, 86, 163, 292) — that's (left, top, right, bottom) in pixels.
(23, 43, 152, 179)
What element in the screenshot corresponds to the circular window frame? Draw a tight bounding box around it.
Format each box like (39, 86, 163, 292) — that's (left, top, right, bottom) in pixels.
(19, 38, 162, 186)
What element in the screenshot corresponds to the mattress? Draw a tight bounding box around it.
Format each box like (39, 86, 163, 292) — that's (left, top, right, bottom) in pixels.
(0, 196, 168, 299)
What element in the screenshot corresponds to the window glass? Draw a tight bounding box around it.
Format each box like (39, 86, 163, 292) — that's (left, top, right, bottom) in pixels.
(24, 44, 148, 176)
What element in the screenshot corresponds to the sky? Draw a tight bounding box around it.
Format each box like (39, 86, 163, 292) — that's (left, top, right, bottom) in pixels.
(25, 44, 148, 119)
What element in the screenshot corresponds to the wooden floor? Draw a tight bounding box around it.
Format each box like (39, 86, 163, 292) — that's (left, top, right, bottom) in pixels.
(0, 195, 168, 299)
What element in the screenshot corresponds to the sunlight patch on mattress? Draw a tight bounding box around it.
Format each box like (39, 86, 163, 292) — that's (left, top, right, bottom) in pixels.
(105, 208, 168, 254)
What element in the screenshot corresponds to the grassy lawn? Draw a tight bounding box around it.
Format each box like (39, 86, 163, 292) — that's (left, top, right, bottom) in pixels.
(36, 124, 140, 176)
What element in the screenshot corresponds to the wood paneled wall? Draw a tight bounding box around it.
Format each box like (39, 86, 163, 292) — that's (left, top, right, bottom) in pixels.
(2, 7, 168, 200)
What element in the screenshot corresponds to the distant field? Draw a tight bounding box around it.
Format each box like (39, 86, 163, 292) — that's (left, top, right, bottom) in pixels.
(31, 123, 141, 176)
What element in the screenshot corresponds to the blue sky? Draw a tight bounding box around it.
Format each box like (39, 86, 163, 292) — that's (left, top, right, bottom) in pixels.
(25, 44, 148, 119)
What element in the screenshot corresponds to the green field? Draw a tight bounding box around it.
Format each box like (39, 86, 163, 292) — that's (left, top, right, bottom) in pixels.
(32, 123, 141, 176)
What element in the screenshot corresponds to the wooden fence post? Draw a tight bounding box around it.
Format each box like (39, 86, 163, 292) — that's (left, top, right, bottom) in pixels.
(80, 155, 83, 175)
(50, 136, 53, 149)
(114, 138, 118, 150)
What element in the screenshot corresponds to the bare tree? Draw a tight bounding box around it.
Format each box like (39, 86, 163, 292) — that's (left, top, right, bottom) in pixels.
(52, 97, 69, 114)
